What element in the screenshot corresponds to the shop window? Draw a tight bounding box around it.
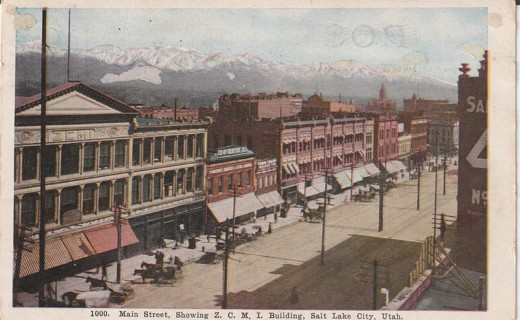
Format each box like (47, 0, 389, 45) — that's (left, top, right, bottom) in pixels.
(22, 147, 38, 180)
(61, 144, 80, 175)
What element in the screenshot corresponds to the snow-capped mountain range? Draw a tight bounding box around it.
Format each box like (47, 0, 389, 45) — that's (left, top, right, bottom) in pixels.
(16, 40, 457, 107)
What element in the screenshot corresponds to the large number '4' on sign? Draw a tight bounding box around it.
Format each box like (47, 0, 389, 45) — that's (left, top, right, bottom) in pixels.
(466, 129, 487, 169)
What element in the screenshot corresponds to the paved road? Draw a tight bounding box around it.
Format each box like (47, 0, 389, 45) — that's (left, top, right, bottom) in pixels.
(124, 168, 457, 309)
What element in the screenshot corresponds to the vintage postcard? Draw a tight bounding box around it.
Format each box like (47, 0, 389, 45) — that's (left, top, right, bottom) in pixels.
(0, 1, 515, 320)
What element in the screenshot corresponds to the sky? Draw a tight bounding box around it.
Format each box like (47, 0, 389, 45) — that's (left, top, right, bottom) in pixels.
(15, 7, 488, 83)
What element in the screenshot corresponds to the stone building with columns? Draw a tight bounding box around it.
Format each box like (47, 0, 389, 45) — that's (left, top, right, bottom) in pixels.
(14, 82, 207, 280)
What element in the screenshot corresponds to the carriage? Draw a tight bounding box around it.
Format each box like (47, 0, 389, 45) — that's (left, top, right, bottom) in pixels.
(61, 277, 135, 307)
(133, 260, 183, 284)
(301, 205, 324, 222)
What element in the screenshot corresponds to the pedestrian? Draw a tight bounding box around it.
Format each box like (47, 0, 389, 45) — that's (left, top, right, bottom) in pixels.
(274, 212, 278, 224)
(155, 251, 165, 269)
(440, 213, 447, 242)
(101, 262, 108, 281)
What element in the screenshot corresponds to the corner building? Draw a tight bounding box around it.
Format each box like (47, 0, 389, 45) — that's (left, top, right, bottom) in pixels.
(14, 82, 207, 281)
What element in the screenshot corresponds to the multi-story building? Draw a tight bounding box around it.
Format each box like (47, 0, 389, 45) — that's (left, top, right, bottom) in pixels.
(205, 145, 263, 231)
(428, 119, 459, 157)
(255, 158, 284, 217)
(398, 113, 429, 168)
(302, 94, 356, 117)
(365, 83, 397, 113)
(403, 94, 450, 115)
(370, 113, 399, 165)
(364, 119, 375, 163)
(137, 104, 199, 121)
(208, 115, 380, 204)
(218, 92, 302, 122)
(456, 52, 488, 273)
(398, 123, 413, 170)
(14, 82, 208, 281)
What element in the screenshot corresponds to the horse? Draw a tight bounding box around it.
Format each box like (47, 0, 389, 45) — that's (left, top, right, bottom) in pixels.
(86, 276, 108, 290)
(62, 291, 85, 307)
(141, 261, 162, 271)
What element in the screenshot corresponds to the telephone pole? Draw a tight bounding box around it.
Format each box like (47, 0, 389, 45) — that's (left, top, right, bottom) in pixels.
(416, 163, 421, 210)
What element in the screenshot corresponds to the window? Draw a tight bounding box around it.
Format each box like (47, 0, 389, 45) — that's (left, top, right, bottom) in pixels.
(386, 129, 390, 139)
(196, 166, 203, 190)
(99, 142, 111, 170)
(61, 144, 80, 175)
(84, 143, 96, 172)
(187, 135, 194, 158)
(153, 175, 161, 199)
(228, 174, 233, 191)
(366, 147, 373, 161)
(43, 146, 57, 178)
(43, 191, 55, 223)
(21, 194, 37, 227)
(237, 135, 243, 146)
(143, 138, 152, 164)
(165, 137, 174, 160)
(143, 175, 152, 202)
(132, 177, 140, 205)
(380, 130, 384, 140)
(238, 173, 243, 187)
(60, 187, 78, 218)
(115, 140, 126, 168)
(196, 134, 204, 157)
(177, 170, 184, 194)
(132, 140, 141, 166)
(247, 135, 253, 150)
(262, 177, 265, 188)
(164, 172, 175, 197)
(154, 138, 162, 162)
(114, 179, 126, 205)
(83, 184, 95, 215)
(208, 178, 213, 195)
(99, 182, 110, 211)
(177, 136, 185, 159)
(218, 176, 223, 193)
(366, 132, 373, 144)
(224, 135, 231, 146)
(214, 135, 219, 149)
(392, 128, 396, 137)
(22, 147, 38, 180)
(186, 169, 193, 192)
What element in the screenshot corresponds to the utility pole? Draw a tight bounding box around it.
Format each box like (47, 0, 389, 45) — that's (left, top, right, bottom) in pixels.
(416, 163, 421, 210)
(350, 161, 354, 201)
(222, 219, 229, 309)
(321, 168, 327, 266)
(38, 7, 48, 307)
(114, 204, 122, 284)
(372, 259, 378, 310)
(443, 155, 447, 196)
(432, 131, 440, 275)
(378, 172, 384, 232)
(232, 186, 237, 246)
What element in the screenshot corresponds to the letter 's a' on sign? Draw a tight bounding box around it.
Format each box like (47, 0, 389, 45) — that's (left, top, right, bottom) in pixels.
(466, 129, 487, 169)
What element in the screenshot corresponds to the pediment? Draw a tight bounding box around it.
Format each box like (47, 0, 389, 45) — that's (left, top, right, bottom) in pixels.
(18, 91, 121, 116)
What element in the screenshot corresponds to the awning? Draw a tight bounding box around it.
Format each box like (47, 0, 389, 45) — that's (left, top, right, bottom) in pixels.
(61, 232, 96, 261)
(354, 166, 371, 179)
(84, 220, 139, 254)
(297, 182, 321, 197)
(383, 162, 400, 174)
(283, 164, 294, 174)
(364, 163, 381, 176)
(290, 162, 300, 174)
(391, 160, 407, 171)
(18, 237, 74, 278)
(208, 192, 264, 223)
(333, 171, 352, 189)
(346, 170, 363, 184)
(257, 191, 284, 208)
(312, 177, 332, 193)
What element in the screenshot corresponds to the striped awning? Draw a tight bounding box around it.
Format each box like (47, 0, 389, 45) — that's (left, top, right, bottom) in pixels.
(257, 191, 284, 208)
(84, 220, 139, 254)
(290, 162, 300, 174)
(18, 237, 74, 278)
(61, 232, 96, 261)
(208, 192, 264, 223)
(364, 163, 381, 176)
(333, 171, 352, 189)
(346, 170, 363, 184)
(354, 166, 371, 179)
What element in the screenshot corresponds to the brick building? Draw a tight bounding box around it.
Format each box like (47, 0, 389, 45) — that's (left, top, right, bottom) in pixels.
(403, 94, 450, 115)
(302, 94, 356, 117)
(218, 92, 302, 122)
(398, 113, 429, 169)
(370, 113, 399, 165)
(14, 82, 208, 283)
(205, 146, 262, 231)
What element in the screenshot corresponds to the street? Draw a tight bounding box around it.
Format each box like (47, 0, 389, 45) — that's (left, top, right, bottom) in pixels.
(124, 168, 457, 309)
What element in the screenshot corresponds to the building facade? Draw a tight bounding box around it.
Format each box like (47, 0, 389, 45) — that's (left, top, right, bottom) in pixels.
(302, 94, 356, 117)
(137, 104, 199, 121)
(403, 94, 450, 115)
(371, 113, 399, 165)
(365, 83, 397, 113)
(14, 82, 208, 281)
(398, 113, 429, 169)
